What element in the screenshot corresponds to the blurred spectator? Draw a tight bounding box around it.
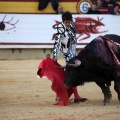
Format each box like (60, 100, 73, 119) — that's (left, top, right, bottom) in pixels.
(97, 0, 103, 8)
(107, 5, 120, 14)
(56, 5, 63, 14)
(86, 2, 101, 14)
(101, 0, 119, 7)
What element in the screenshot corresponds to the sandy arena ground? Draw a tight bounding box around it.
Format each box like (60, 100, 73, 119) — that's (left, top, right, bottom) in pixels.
(0, 59, 120, 120)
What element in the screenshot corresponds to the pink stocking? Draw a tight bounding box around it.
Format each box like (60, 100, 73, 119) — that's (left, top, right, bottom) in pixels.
(73, 87, 82, 99)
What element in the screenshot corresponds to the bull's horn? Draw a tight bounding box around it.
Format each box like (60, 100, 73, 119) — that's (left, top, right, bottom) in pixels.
(68, 60, 81, 67)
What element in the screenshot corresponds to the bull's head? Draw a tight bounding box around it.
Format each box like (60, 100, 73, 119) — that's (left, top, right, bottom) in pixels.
(64, 58, 81, 87)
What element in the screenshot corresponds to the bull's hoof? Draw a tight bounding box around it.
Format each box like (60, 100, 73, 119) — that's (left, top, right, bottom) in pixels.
(102, 101, 110, 106)
(102, 99, 110, 106)
(74, 98, 87, 103)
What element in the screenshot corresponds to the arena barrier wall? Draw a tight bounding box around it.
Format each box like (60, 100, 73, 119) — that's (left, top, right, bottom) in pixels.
(0, 14, 120, 59)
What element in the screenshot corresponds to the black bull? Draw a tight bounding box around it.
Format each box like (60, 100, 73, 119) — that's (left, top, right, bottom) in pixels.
(64, 34, 120, 105)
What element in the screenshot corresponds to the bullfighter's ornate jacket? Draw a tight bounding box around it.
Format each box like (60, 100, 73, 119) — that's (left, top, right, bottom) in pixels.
(53, 22, 77, 63)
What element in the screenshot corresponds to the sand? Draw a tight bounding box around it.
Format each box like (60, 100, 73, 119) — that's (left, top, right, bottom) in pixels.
(0, 59, 120, 120)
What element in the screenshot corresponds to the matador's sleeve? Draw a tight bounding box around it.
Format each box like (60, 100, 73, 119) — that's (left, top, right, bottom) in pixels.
(53, 23, 66, 61)
(53, 34, 61, 61)
(67, 22, 77, 44)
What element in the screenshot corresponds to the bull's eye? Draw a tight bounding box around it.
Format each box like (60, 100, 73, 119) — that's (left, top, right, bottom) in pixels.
(91, 22, 95, 25)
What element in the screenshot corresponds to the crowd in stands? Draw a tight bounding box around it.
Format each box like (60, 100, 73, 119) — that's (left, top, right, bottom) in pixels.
(56, 0, 120, 15)
(86, 0, 120, 15)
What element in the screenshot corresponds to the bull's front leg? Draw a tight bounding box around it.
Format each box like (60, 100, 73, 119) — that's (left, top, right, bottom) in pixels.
(102, 86, 112, 104)
(95, 81, 112, 106)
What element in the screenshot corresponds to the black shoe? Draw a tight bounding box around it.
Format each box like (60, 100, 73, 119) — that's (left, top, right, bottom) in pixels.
(74, 98, 87, 103)
(55, 98, 62, 102)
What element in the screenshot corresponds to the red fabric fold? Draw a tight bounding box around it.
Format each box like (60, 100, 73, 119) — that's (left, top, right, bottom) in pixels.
(37, 57, 73, 106)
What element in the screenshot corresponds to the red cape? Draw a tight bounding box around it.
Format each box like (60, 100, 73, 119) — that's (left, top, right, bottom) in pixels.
(37, 57, 73, 106)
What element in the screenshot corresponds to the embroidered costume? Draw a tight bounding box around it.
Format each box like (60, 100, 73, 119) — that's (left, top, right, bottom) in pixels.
(53, 22, 77, 63)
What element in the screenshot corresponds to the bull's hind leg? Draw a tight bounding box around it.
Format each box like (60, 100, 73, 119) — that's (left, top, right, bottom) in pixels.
(113, 71, 120, 101)
(106, 81, 112, 100)
(95, 81, 112, 105)
(114, 79, 120, 101)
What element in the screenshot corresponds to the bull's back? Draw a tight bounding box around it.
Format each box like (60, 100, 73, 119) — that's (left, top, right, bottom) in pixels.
(104, 34, 120, 44)
(104, 34, 120, 61)
(76, 34, 120, 76)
